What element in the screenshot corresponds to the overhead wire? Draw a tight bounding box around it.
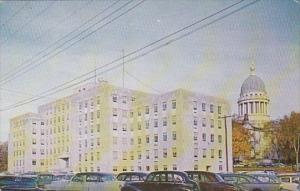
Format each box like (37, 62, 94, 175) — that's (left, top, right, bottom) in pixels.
(0, 0, 244, 85)
(1, 1, 56, 44)
(0, 0, 261, 111)
(0, 0, 123, 83)
(0, 0, 140, 86)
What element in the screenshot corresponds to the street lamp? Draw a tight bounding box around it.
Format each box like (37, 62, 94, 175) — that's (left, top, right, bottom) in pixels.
(218, 114, 237, 172)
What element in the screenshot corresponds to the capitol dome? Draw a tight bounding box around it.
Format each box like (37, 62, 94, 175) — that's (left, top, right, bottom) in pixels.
(240, 74, 266, 96)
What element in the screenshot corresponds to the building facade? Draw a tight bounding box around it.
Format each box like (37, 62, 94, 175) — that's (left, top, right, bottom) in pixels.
(8, 81, 233, 173)
(237, 66, 270, 159)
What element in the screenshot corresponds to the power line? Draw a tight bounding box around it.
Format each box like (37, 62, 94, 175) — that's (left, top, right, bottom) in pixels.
(0, 0, 244, 85)
(0, 1, 30, 27)
(0, 88, 55, 100)
(0, 0, 123, 83)
(0, 0, 138, 85)
(0, 0, 260, 111)
(1, 1, 56, 44)
(33, 0, 95, 43)
(125, 70, 161, 93)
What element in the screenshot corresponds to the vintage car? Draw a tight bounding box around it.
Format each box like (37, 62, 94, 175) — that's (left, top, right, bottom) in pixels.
(0, 176, 44, 191)
(220, 173, 281, 191)
(117, 172, 148, 182)
(121, 171, 199, 191)
(185, 171, 240, 191)
(278, 173, 300, 191)
(45, 172, 123, 191)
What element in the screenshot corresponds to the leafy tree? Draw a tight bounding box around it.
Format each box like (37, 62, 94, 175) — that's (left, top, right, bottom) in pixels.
(265, 112, 300, 166)
(232, 120, 252, 161)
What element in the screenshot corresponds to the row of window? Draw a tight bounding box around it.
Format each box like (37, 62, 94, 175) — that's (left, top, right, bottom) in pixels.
(77, 164, 223, 173)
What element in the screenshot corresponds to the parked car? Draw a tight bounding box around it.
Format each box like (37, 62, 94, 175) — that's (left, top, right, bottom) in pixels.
(185, 171, 239, 191)
(117, 172, 148, 182)
(246, 173, 280, 184)
(0, 176, 44, 191)
(220, 173, 281, 191)
(46, 172, 123, 191)
(121, 171, 199, 191)
(278, 173, 300, 191)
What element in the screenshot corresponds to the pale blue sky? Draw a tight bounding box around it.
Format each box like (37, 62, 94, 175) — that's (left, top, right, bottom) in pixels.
(0, 0, 299, 141)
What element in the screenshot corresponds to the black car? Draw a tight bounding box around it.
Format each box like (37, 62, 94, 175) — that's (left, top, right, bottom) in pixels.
(0, 176, 44, 191)
(185, 171, 239, 191)
(121, 171, 199, 191)
(117, 172, 148, 182)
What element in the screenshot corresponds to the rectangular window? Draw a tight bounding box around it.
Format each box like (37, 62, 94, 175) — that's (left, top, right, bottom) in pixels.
(163, 132, 167, 141)
(112, 95, 117, 103)
(163, 118, 167, 126)
(172, 131, 177, 140)
(203, 149, 207, 158)
(172, 147, 177, 157)
(211, 149, 215, 158)
(194, 148, 198, 158)
(172, 100, 176, 109)
(146, 150, 150, 159)
(146, 135, 150, 143)
(202, 103, 206, 111)
(211, 134, 214, 142)
(154, 104, 158, 113)
(218, 105, 222, 114)
(218, 120, 222, 129)
(113, 123, 117, 131)
(193, 101, 197, 111)
(154, 149, 158, 159)
(193, 117, 198, 126)
(194, 132, 198, 141)
(162, 102, 167, 111)
(218, 135, 222, 143)
(202, 133, 206, 141)
(145, 120, 149, 129)
(202, 118, 206, 127)
(163, 148, 167, 158)
(210, 119, 214, 128)
(210, 104, 214, 113)
(123, 152, 127, 160)
(122, 124, 127, 131)
(154, 134, 158, 142)
(218, 150, 222, 159)
(145, 106, 149, 114)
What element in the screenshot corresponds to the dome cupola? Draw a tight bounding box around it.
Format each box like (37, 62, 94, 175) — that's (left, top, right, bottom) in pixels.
(240, 65, 267, 96)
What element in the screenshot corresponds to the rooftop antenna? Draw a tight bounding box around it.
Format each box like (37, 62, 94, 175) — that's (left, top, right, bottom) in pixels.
(122, 49, 125, 88)
(94, 56, 97, 84)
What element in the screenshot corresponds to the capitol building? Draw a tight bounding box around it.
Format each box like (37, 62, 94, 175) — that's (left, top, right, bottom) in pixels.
(237, 65, 271, 159)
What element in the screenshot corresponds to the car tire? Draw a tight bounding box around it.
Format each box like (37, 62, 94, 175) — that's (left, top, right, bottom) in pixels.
(252, 189, 262, 191)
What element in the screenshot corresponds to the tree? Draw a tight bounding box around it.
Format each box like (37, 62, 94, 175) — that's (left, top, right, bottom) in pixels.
(232, 120, 252, 161)
(265, 112, 300, 166)
(0, 142, 8, 172)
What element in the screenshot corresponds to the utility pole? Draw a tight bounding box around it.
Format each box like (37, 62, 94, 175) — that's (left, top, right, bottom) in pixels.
(219, 114, 236, 172)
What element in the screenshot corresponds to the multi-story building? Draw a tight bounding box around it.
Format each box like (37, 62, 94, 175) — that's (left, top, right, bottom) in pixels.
(0, 141, 8, 172)
(8, 81, 233, 173)
(8, 113, 44, 173)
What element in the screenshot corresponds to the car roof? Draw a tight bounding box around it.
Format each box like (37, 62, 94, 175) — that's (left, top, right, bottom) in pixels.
(117, 172, 148, 176)
(75, 172, 113, 176)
